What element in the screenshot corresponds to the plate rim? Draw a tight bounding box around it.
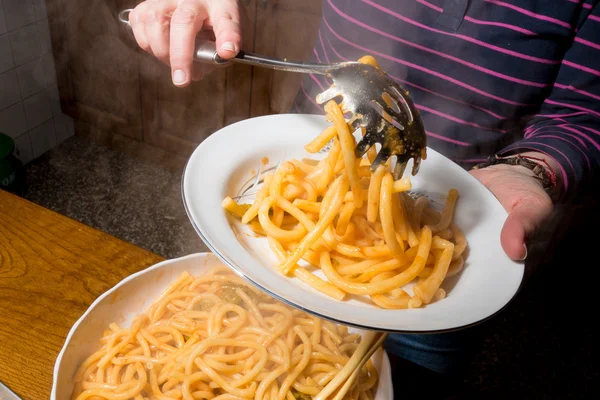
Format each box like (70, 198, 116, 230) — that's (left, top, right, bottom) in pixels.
(181, 113, 525, 334)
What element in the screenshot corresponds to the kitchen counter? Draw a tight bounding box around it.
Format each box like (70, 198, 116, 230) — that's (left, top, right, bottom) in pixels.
(0, 189, 163, 399)
(20, 135, 207, 260)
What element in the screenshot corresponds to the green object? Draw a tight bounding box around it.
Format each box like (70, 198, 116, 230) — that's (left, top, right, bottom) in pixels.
(0, 132, 14, 160)
(0, 132, 25, 195)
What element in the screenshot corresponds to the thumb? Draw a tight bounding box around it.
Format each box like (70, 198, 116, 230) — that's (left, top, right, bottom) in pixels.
(209, 0, 242, 59)
(500, 200, 551, 261)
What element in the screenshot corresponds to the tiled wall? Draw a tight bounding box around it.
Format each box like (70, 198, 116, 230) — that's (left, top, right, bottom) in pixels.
(0, 0, 74, 165)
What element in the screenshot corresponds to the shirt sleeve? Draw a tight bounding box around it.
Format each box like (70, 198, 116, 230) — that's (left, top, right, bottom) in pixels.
(497, 4, 600, 202)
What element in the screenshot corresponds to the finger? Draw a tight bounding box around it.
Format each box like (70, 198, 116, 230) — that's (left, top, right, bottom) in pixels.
(129, 4, 152, 54)
(170, 0, 208, 87)
(208, 0, 242, 59)
(500, 200, 552, 261)
(144, 1, 177, 65)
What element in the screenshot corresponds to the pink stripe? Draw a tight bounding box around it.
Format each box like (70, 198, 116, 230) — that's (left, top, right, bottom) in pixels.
(557, 125, 600, 151)
(312, 48, 323, 63)
(534, 117, 600, 137)
(571, 123, 600, 136)
(485, 0, 573, 29)
(543, 117, 600, 136)
(362, 0, 560, 64)
(534, 130, 588, 149)
(425, 131, 470, 146)
(535, 131, 588, 153)
(320, 36, 507, 120)
(559, 122, 600, 138)
(537, 111, 587, 118)
(416, 104, 507, 132)
(300, 83, 322, 111)
(524, 125, 536, 132)
(535, 134, 591, 168)
(523, 127, 553, 139)
(417, 0, 538, 35)
(544, 99, 600, 118)
(502, 143, 570, 190)
(526, 127, 588, 149)
(324, 35, 349, 61)
(323, 17, 534, 106)
(317, 37, 508, 134)
(566, 0, 593, 10)
(555, 83, 600, 102)
(558, 120, 600, 136)
(557, 131, 590, 150)
(309, 74, 325, 91)
(318, 31, 331, 64)
(329, 0, 549, 87)
(392, 75, 506, 119)
(574, 37, 600, 51)
(524, 126, 544, 138)
(462, 16, 538, 35)
(591, 15, 600, 22)
(562, 60, 600, 77)
(535, 117, 572, 130)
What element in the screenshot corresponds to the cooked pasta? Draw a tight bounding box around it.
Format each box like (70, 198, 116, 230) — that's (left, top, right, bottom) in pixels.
(223, 100, 467, 309)
(71, 267, 378, 400)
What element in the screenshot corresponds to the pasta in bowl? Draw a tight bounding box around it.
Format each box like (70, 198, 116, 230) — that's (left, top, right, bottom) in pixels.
(51, 253, 393, 400)
(222, 100, 467, 310)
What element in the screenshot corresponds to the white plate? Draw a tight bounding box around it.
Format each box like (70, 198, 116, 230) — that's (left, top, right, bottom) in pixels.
(182, 114, 524, 333)
(51, 253, 393, 400)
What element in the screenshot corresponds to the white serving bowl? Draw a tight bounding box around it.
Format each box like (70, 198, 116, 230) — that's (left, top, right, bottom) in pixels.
(52, 252, 394, 399)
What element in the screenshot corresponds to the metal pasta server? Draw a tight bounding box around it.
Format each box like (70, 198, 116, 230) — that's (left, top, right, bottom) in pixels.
(118, 9, 427, 176)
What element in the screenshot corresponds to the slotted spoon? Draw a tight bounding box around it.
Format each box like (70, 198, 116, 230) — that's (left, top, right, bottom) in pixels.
(119, 9, 427, 176)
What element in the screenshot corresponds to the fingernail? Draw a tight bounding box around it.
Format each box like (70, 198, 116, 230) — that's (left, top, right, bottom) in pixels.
(173, 69, 187, 85)
(221, 42, 236, 52)
(519, 244, 528, 261)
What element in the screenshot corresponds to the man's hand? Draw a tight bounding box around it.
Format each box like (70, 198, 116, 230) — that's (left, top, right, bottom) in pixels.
(129, 0, 242, 87)
(469, 157, 557, 261)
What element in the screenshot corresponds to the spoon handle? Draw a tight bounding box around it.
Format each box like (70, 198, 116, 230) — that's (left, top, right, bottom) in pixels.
(118, 9, 331, 75)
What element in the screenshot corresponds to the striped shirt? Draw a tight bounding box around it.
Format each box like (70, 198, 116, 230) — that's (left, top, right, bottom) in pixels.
(293, 0, 600, 200)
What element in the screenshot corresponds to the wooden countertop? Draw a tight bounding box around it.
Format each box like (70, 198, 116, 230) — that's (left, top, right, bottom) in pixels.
(0, 189, 164, 399)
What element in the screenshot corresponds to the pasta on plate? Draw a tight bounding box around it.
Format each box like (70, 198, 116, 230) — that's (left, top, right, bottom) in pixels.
(223, 91, 468, 310)
(71, 267, 379, 400)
